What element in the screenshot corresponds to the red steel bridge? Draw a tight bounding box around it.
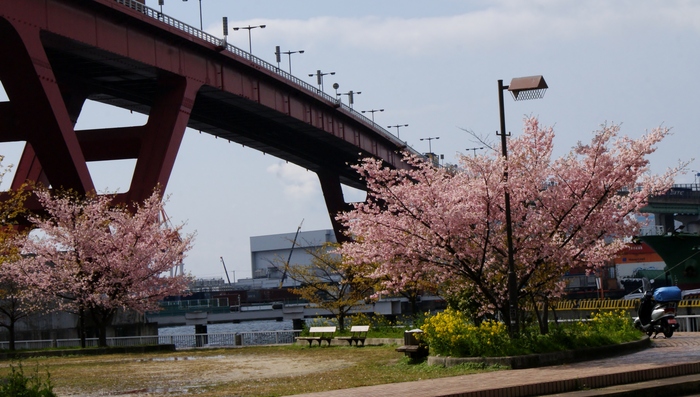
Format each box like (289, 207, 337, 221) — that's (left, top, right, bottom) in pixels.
(0, 0, 419, 240)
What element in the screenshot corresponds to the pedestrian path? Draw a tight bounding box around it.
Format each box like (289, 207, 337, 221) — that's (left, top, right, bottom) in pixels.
(287, 333, 700, 397)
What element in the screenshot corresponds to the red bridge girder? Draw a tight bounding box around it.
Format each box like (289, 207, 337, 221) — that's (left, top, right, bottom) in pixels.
(0, 0, 417, 240)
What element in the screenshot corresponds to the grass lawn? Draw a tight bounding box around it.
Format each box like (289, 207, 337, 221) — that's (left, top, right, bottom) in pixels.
(0, 344, 503, 396)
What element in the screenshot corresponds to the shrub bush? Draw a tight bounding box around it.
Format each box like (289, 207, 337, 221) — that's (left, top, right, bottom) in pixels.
(420, 309, 641, 357)
(0, 362, 56, 397)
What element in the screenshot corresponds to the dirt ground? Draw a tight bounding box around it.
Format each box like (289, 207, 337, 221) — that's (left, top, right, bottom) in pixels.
(3, 349, 354, 396)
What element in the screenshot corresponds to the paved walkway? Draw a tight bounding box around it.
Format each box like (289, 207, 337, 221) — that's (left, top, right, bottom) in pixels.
(287, 333, 700, 397)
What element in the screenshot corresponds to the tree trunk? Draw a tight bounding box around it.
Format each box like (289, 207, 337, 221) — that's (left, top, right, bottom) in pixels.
(79, 307, 87, 348)
(530, 294, 550, 335)
(337, 312, 346, 332)
(92, 308, 115, 347)
(8, 322, 15, 351)
(540, 297, 550, 334)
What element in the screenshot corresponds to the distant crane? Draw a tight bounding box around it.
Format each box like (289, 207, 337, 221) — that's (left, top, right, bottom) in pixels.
(280, 219, 304, 288)
(220, 256, 232, 284)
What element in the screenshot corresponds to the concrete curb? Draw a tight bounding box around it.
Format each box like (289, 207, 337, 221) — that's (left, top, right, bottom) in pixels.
(545, 373, 700, 397)
(428, 337, 651, 369)
(435, 361, 700, 397)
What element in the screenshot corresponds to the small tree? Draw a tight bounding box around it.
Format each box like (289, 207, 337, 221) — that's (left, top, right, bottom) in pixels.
(14, 189, 194, 347)
(0, 184, 34, 351)
(286, 243, 375, 331)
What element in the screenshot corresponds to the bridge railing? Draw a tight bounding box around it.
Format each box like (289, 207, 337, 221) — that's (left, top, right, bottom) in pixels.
(112, 0, 411, 153)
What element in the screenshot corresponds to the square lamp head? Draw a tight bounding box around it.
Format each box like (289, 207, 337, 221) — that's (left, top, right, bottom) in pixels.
(508, 75, 548, 101)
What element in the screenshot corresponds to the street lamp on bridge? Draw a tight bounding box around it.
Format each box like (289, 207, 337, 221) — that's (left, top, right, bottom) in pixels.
(181, 0, 203, 30)
(420, 136, 439, 154)
(387, 124, 408, 139)
(497, 75, 548, 337)
(309, 70, 335, 93)
(282, 49, 304, 74)
(337, 90, 361, 108)
(361, 108, 384, 124)
(465, 146, 484, 157)
(232, 24, 267, 54)
(275, 47, 304, 74)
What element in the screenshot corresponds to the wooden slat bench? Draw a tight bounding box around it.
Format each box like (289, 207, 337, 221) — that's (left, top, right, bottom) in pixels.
(295, 326, 336, 347)
(336, 325, 370, 346)
(396, 344, 429, 359)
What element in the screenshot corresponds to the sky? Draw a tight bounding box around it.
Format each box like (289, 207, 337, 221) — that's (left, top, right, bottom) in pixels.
(1, 0, 699, 280)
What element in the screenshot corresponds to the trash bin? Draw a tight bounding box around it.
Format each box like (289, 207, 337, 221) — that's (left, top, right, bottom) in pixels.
(235, 333, 242, 346)
(396, 329, 428, 359)
(404, 329, 423, 346)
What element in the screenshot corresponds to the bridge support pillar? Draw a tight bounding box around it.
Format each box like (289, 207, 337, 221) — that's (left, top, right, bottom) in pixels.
(119, 75, 202, 204)
(0, 17, 203, 206)
(317, 170, 353, 243)
(0, 18, 94, 194)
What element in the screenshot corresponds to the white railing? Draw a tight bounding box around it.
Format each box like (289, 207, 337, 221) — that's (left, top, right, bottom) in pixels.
(638, 225, 665, 236)
(0, 330, 301, 351)
(676, 315, 700, 332)
(110, 0, 414, 153)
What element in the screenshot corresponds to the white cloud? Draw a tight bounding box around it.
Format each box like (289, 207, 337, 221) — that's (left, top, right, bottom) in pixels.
(266, 162, 320, 200)
(259, 1, 700, 57)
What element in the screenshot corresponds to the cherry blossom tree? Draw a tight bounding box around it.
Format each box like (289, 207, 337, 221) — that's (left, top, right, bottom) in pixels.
(339, 117, 683, 335)
(14, 190, 194, 347)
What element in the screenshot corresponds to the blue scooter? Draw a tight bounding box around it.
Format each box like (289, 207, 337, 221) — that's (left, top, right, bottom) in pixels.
(633, 278, 680, 338)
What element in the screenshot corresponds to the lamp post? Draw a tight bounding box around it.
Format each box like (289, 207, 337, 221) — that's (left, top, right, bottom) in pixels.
(276, 47, 304, 74)
(388, 124, 408, 139)
(283, 49, 304, 74)
(309, 70, 335, 92)
(466, 147, 484, 157)
(232, 24, 266, 53)
(497, 75, 548, 337)
(420, 136, 439, 154)
(181, 0, 203, 30)
(337, 90, 361, 108)
(361, 108, 384, 124)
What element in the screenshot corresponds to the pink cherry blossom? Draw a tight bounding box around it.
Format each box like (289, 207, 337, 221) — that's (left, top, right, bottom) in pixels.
(12, 190, 194, 347)
(339, 117, 683, 328)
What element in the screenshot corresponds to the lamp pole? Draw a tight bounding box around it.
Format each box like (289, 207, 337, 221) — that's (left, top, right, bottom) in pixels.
(466, 147, 484, 157)
(388, 124, 408, 139)
(283, 50, 304, 74)
(197, 0, 202, 30)
(309, 70, 335, 92)
(232, 25, 266, 53)
(361, 108, 384, 124)
(497, 75, 548, 337)
(181, 0, 203, 30)
(420, 136, 439, 154)
(337, 90, 361, 108)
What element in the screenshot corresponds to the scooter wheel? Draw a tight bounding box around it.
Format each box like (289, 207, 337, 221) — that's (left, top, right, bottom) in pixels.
(663, 328, 674, 338)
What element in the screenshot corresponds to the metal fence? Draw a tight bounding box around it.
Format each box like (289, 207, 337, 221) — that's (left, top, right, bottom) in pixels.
(0, 330, 301, 351)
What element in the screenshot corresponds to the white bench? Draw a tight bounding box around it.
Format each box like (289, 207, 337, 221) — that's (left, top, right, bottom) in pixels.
(295, 326, 336, 347)
(336, 325, 370, 346)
